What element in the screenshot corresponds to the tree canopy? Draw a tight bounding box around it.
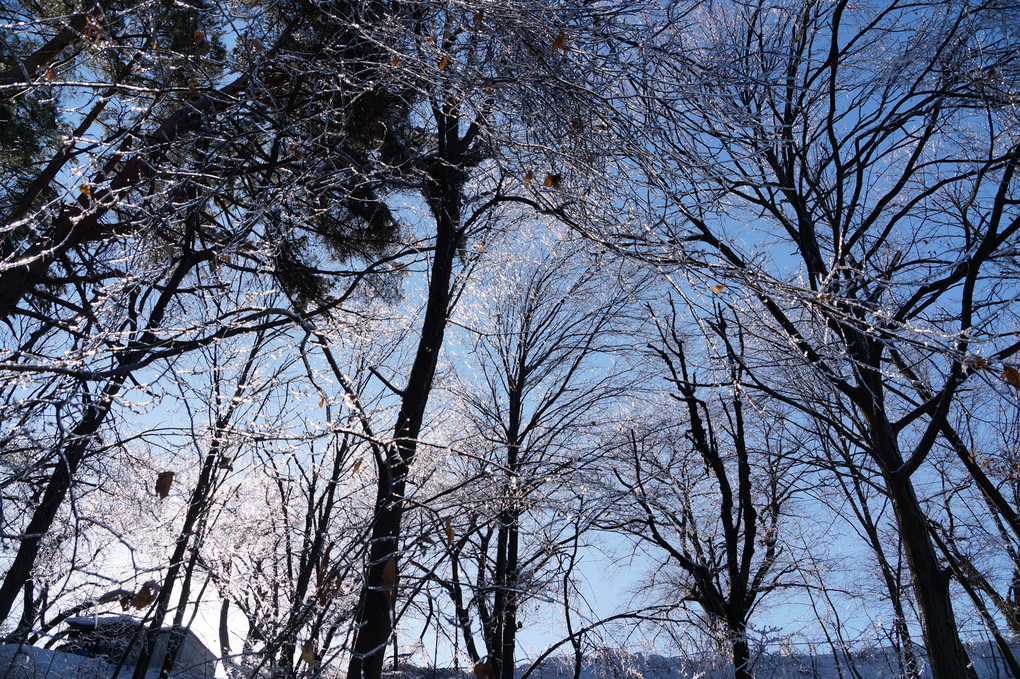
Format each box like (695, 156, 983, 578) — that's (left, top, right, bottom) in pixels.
(2, 2, 1020, 679)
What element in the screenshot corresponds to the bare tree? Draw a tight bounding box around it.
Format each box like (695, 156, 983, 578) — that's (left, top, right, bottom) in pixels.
(605, 2, 1020, 676)
(422, 232, 638, 679)
(602, 301, 796, 679)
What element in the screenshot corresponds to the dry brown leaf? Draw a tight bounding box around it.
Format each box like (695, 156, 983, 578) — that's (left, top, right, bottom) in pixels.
(132, 582, 157, 609)
(543, 173, 561, 189)
(381, 557, 397, 608)
(474, 659, 494, 679)
(710, 284, 726, 293)
(155, 471, 174, 499)
(301, 640, 315, 665)
(1003, 365, 1020, 389)
(218, 455, 233, 470)
(474, 9, 484, 27)
(524, 170, 533, 188)
(80, 184, 91, 197)
(391, 55, 401, 66)
(188, 77, 199, 95)
(85, 17, 100, 42)
(965, 355, 989, 371)
(352, 458, 363, 473)
(551, 32, 566, 53)
(438, 54, 449, 70)
(444, 516, 455, 546)
(192, 29, 205, 46)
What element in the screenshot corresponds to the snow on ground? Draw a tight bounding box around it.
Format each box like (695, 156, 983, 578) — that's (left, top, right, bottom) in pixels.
(0, 644, 210, 679)
(5, 641, 1020, 678)
(387, 642, 1020, 679)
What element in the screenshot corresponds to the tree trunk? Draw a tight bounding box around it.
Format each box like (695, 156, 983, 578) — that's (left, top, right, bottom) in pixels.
(0, 378, 122, 624)
(849, 336, 975, 679)
(500, 516, 520, 679)
(729, 619, 750, 679)
(219, 599, 231, 661)
(346, 120, 464, 679)
(872, 422, 976, 679)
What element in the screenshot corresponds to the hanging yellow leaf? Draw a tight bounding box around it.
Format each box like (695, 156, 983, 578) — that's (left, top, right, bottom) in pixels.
(318, 395, 325, 407)
(381, 557, 397, 608)
(551, 32, 566, 53)
(301, 640, 315, 665)
(438, 54, 449, 70)
(1003, 365, 1020, 389)
(80, 184, 91, 198)
(192, 29, 205, 46)
(524, 169, 533, 187)
(710, 284, 726, 293)
(444, 516, 455, 546)
(155, 471, 174, 499)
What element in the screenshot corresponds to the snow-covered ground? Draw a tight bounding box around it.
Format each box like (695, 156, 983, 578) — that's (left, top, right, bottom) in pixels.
(387, 643, 1020, 679)
(5, 642, 1020, 679)
(518, 645, 1020, 679)
(0, 644, 210, 679)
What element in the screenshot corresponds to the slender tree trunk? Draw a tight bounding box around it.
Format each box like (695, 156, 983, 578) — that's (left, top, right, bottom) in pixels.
(492, 520, 508, 673)
(0, 236, 200, 626)
(844, 334, 976, 679)
(728, 618, 750, 679)
(873, 425, 976, 679)
(346, 123, 465, 679)
(131, 440, 220, 679)
(0, 376, 123, 625)
(500, 516, 520, 679)
(219, 599, 231, 661)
